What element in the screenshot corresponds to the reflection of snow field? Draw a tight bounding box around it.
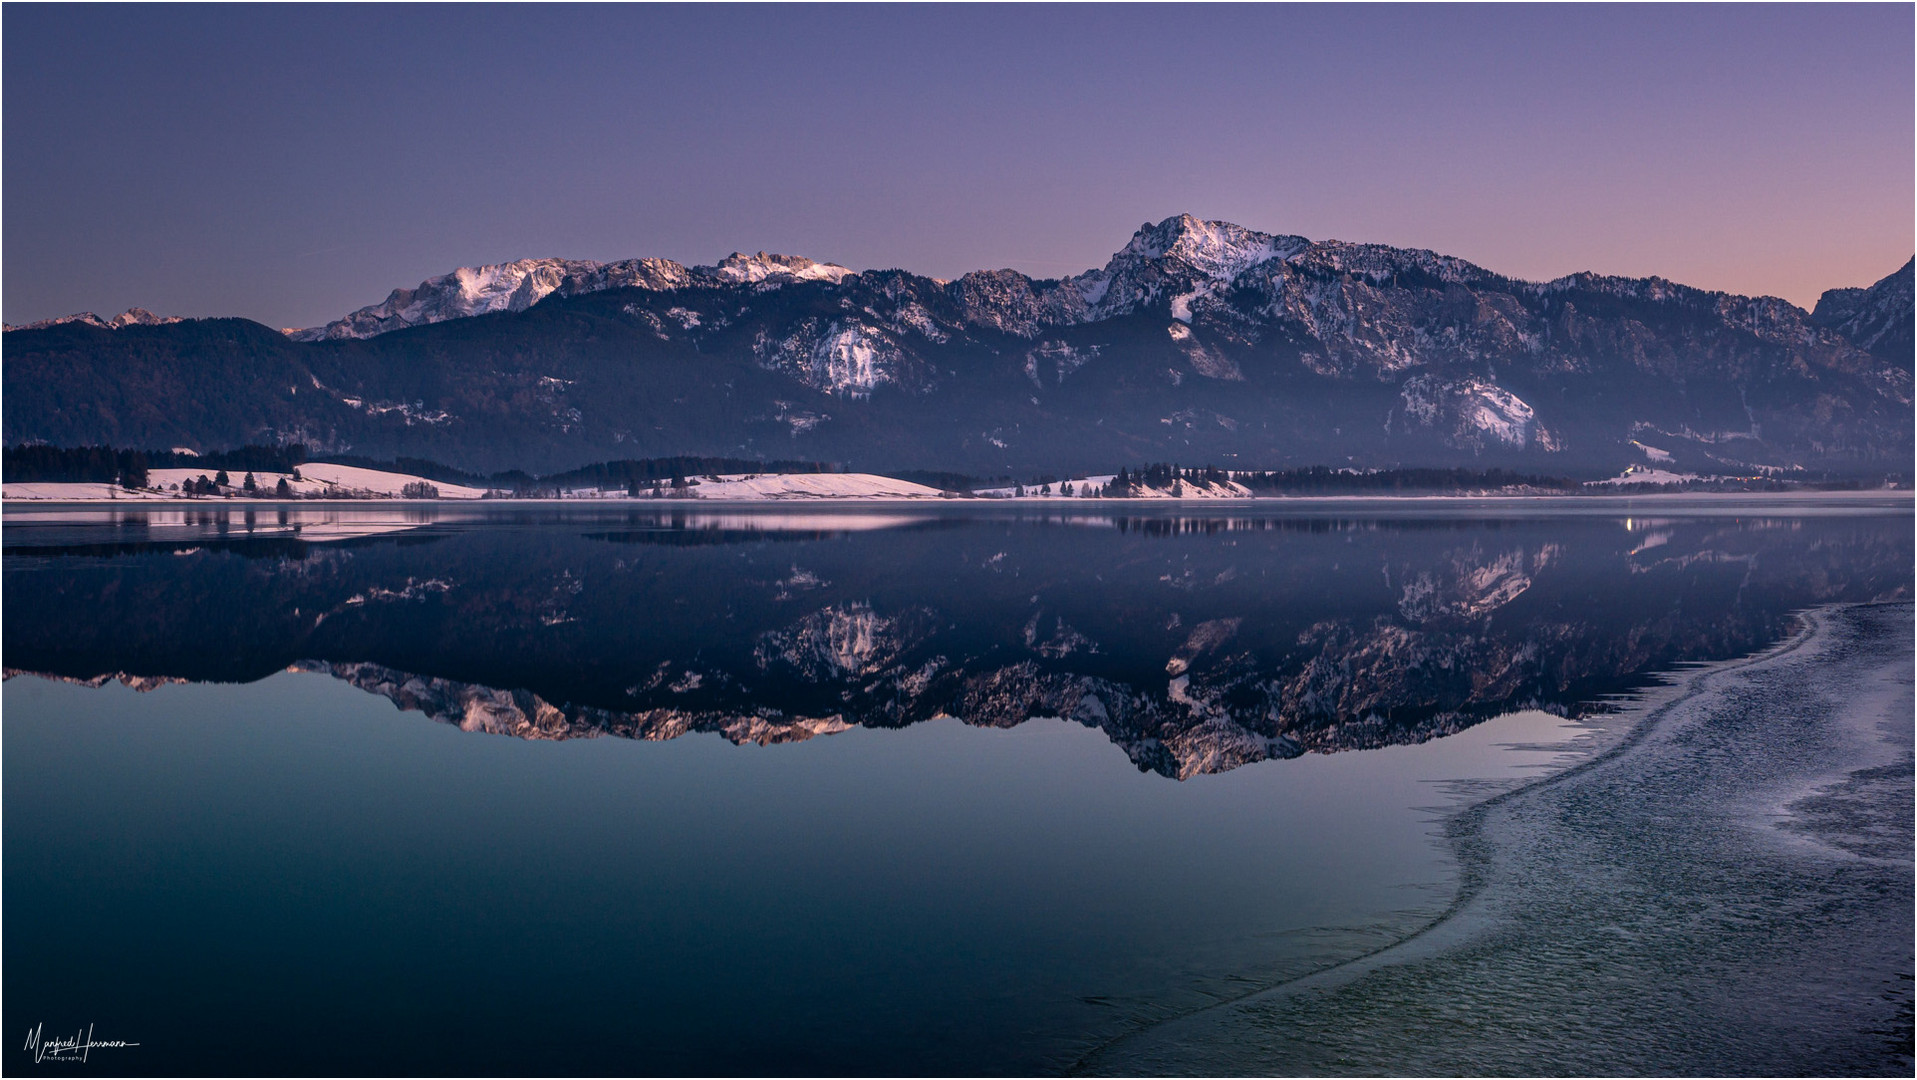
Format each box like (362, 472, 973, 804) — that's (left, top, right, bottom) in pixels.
(0, 506, 434, 543)
(2, 482, 173, 500)
(648, 513, 934, 533)
(665, 474, 943, 500)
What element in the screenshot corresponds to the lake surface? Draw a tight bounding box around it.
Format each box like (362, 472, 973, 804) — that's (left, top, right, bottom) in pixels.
(4, 499, 1910, 1075)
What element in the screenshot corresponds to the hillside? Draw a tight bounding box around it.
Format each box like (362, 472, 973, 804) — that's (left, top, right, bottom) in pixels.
(5, 216, 1909, 477)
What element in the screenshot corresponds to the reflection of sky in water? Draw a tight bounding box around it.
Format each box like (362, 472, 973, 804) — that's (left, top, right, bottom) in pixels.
(2, 505, 1908, 1073)
(4, 671, 1592, 1075)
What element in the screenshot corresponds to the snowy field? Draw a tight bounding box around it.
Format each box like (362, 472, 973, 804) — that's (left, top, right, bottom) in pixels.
(5, 464, 487, 500)
(2, 467, 943, 502)
(5, 464, 1907, 504)
(146, 463, 491, 499)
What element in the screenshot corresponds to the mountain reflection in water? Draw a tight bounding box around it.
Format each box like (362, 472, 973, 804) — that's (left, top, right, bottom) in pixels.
(5, 504, 1910, 779)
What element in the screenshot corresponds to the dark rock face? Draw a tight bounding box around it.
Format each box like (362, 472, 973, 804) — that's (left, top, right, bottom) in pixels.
(1812, 257, 1914, 366)
(5, 216, 1909, 476)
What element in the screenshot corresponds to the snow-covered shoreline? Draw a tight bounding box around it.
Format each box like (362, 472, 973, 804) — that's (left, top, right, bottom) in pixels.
(5, 460, 1907, 506)
(5, 489, 1905, 508)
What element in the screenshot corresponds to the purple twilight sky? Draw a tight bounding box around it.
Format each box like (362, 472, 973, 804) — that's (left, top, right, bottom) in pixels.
(4, 3, 1911, 329)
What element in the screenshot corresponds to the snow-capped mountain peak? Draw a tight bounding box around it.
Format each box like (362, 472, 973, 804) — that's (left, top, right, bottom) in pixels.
(3, 307, 183, 332)
(1116, 214, 1297, 281)
(704, 251, 854, 286)
(288, 258, 608, 342)
(1070, 214, 1309, 322)
(287, 251, 856, 341)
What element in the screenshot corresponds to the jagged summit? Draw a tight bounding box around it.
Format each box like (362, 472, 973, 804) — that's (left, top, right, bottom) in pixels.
(287, 251, 855, 341)
(1812, 258, 1914, 365)
(1112, 214, 1299, 279)
(17, 215, 1912, 351)
(7, 213, 1908, 480)
(4, 307, 182, 332)
(285, 215, 1320, 343)
(289, 257, 617, 342)
(708, 251, 854, 285)
(1070, 215, 1309, 322)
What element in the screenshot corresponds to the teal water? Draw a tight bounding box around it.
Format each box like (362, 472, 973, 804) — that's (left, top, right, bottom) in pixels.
(4, 502, 1909, 1074)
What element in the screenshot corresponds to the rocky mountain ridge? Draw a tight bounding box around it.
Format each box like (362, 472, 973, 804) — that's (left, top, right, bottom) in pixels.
(5, 215, 1909, 476)
(284, 252, 855, 341)
(267, 214, 1911, 361)
(1810, 257, 1915, 362)
(3, 307, 183, 332)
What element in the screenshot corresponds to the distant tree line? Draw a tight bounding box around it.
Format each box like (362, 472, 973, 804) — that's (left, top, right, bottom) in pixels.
(4, 445, 151, 487)
(148, 444, 309, 473)
(534, 456, 837, 493)
(1228, 466, 1579, 494)
(1106, 464, 1235, 494)
(888, 469, 980, 493)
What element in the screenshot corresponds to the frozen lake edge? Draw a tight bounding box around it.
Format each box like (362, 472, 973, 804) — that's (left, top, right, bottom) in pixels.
(1086, 601, 1916, 1076)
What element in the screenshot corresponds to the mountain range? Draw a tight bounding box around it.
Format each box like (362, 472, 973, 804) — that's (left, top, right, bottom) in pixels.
(5, 214, 1910, 477)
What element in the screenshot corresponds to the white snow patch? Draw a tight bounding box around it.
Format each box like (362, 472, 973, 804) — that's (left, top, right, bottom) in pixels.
(132, 463, 488, 500)
(294, 464, 489, 498)
(1401, 375, 1558, 451)
(1587, 466, 1702, 487)
(706, 252, 854, 285)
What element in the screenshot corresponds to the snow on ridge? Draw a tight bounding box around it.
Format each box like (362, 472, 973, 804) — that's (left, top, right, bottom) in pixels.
(1102, 214, 1302, 285)
(1148, 214, 1293, 281)
(705, 252, 855, 285)
(1296, 242, 1493, 287)
(5, 308, 184, 332)
(754, 319, 905, 397)
(1072, 214, 1309, 323)
(289, 258, 605, 341)
(288, 251, 857, 341)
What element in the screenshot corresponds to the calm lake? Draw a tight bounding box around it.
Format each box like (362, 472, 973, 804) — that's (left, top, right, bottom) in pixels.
(4, 499, 1910, 1075)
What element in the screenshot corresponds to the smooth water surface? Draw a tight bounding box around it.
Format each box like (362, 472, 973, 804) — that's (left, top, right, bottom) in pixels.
(4, 500, 1909, 1074)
